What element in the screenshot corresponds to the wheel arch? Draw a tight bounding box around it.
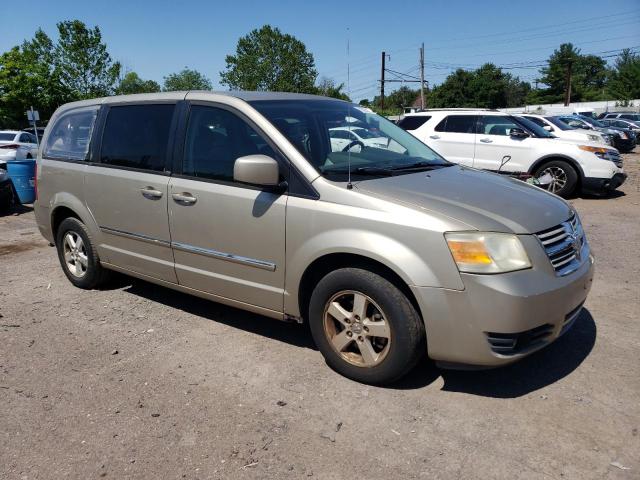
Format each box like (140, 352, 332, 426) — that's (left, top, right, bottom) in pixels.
(49, 194, 100, 244)
(296, 252, 423, 325)
(529, 154, 585, 179)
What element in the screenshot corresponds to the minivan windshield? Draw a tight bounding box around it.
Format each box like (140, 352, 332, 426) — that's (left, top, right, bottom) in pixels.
(250, 99, 450, 180)
(577, 116, 606, 128)
(545, 116, 575, 130)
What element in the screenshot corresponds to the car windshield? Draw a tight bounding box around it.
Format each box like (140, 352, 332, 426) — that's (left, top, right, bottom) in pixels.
(0, 133, 16, 141)
(578, 116, 605, 128)
(250, 99, 450, 180)
(513, 116, 555, 138)
(544, 116, 574, 130)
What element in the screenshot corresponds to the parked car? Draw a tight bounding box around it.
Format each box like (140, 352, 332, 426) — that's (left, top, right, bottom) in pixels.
(0, 167, 14, 212)
(35, 92, 595, 384)
(518, 114, 608, 145)
(599, 112, 640, 122)
(400, 109, 625, 197)
(22, 126, 46, 143)
(556, 116, 636, 153)
(598, 118, 640, 142)
(0, 130, 39, 167)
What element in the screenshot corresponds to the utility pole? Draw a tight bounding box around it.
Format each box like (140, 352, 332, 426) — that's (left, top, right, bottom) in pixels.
(380, 51, 386, 110)
(419, 43, 425, 110)
(564, 61, 573, 106)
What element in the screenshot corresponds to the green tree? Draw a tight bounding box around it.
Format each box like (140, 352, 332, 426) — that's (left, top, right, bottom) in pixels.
(54, 20, 121, 98)
(163, 68, 212, 91)
(607, 49, 640, 102)
(372, 86, 420, 112)
(220, 25, 317, 92)
(0, 29, 68, 128)
(116, 71, 161, 95)
(316, 77, 350, 101)
(531, 43, 608, 103)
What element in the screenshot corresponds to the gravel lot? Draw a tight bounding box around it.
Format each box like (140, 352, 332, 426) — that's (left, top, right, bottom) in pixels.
(1, 154, 639, 480)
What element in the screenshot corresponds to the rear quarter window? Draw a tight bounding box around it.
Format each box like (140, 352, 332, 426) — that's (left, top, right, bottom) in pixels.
(397, 116, 431, 131)
(44, 107, 99, 161)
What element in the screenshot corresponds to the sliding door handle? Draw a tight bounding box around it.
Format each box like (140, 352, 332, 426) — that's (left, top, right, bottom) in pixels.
(140, 186, 163, 199)
(429, 135, 440, 139)
(172, 192, 197, 205)
(479, 138, 493, 143)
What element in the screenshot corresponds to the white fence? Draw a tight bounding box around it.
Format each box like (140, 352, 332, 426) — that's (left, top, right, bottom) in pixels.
(499, 99, 640, 116)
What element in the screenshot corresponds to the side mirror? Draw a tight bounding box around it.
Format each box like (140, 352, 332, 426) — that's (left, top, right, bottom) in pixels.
(509, 127, 530, 139)
(233, 155, 280, 187)
(543, 125, 553, 132)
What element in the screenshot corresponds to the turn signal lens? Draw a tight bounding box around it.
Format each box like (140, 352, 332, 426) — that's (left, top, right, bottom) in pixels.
(447, 240, 492, 265)
(445, 232, 532, 274)
(578, 145, 607, 154)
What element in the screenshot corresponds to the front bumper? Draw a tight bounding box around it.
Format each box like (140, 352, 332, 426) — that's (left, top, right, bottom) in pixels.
(411, 236, 595, 367)
(583, 172, 627, 193)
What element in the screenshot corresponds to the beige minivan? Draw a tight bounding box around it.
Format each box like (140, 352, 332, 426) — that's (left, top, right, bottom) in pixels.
(35, 92, 594, 384)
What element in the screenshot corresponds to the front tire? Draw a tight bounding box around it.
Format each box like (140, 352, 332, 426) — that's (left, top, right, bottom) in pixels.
(55, 217, 110, 289)
(308, 268, 426, 385)
(535, 160, 578, 198)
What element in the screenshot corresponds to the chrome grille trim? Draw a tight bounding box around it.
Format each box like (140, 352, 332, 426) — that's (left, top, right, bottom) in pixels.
(535, 213, 586, 276)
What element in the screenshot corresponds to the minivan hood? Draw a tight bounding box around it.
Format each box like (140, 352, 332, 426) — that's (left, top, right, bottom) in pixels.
(355, 166, 572, 234)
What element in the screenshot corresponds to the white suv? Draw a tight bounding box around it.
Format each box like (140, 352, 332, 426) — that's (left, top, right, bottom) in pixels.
(518, 114, 608, 145)
(398, 109, 626, 197)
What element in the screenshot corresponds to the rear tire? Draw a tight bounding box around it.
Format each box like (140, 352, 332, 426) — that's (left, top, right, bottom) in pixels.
(308, 268, 426, 385)
(535, 160, 578, 198)
(55, 217, 111, 289)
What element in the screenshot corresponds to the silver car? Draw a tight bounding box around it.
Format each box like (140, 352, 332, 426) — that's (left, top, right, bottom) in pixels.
(34, 92, 595, 384)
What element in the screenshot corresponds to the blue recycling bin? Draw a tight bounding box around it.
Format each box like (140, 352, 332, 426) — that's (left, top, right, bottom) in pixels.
(6, 159, 36, 204)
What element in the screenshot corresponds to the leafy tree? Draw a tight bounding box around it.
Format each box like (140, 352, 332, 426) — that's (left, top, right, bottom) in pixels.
(316, 77, 350, 101)
(116, 71, 161, 95)
(220, 25, 317, 92)
(607, 49, 640, 102)
(372, 86, 420, 111)
(0, 29, 68, 128)
(163, 68, 212, 91)
(358, 99, 371, 107)
(530, 43, 608, 103)
(429, 69, 475, 107)
(54, 20, 121, 98)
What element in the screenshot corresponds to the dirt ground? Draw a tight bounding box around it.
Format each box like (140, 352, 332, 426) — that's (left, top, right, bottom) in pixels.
(1, 154, 639, 480)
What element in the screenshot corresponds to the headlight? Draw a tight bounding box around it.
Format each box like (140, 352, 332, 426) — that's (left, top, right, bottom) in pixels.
(445, 232, 532, 274)
(578, 145, 618, 160)
(619, 131, 628, 139)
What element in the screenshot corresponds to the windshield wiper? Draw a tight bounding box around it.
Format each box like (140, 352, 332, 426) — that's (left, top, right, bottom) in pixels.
(389, 161, 452, 171)
(322, 166, 394, 176)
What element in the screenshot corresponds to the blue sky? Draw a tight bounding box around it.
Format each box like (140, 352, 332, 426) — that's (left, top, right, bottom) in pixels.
(1, 0, 639, 101)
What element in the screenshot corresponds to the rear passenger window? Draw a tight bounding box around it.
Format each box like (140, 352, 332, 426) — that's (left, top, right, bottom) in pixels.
(182, 105, 274, 183)
(44, 107, 98, 161)
(397, 116, 431, 131)
(435, 115, 477, 133)
(100, 104, 175, 172)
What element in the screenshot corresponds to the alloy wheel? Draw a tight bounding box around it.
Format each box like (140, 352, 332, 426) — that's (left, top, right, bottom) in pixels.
(323, 290, 391, 367)
(62, 231, 88, 278)
(541, 166, 567, 193)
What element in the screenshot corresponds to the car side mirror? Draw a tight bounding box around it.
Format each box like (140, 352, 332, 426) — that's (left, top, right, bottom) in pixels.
(509, 127, 529, 139)
(543, 125, 553, 132)
(233, 155, 280, 187)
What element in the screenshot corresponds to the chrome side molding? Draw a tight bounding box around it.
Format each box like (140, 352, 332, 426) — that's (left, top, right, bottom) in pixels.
(100, 226, 276, 272)
(171, 241, 276, 271)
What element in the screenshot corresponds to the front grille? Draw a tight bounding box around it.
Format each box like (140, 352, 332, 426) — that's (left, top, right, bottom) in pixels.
(486, 323, 554, 355)
(536, 213, 586, 276)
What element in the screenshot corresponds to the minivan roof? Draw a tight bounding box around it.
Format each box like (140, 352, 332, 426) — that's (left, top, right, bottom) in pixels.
(55, 90, 341, 111)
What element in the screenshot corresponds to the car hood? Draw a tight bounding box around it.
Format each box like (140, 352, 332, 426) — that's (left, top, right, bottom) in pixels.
(355, 166, 572, 234)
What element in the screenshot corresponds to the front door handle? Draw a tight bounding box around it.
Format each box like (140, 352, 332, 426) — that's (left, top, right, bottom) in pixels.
(140, 186, 163, 199)
(479, 138, 493, 143)
(172, 192, 197, 205)
(429, 135, 440, 139)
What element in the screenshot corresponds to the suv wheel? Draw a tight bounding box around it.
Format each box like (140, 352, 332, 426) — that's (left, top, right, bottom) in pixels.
(55, 217, 110, 289)
(308, 268, 425, 385)
(535, 160, 577, 198)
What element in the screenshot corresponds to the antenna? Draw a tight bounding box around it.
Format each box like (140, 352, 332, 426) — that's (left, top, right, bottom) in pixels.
(346, 28, 353, 190)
